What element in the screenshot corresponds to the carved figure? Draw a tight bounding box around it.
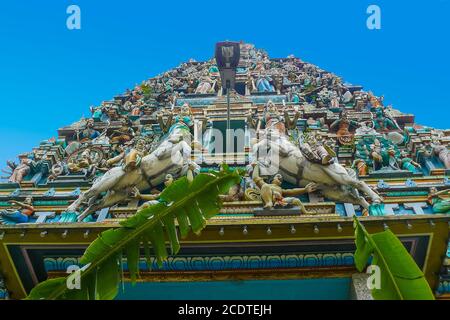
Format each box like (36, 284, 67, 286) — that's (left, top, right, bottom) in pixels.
(67, 117, 198, 221)
(7, 158, 32, 183)
(427, 187, 450, 214)
(0, 196, 35, 225)
(252, 165, 317, 214)
(250, 117, 382, 210)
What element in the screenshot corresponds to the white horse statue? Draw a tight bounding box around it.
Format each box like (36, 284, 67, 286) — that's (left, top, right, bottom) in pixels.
(250, 110, 382, 210)
(67, 123, 195, 221)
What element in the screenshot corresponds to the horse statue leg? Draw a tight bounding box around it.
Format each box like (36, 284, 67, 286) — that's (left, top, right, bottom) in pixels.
(321, 164, 382, 203)
(77, 188, 131, 222)
(67, 166, 126, 213)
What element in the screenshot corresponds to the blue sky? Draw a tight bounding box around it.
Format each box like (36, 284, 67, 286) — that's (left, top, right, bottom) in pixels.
(0, 0, 449, 168)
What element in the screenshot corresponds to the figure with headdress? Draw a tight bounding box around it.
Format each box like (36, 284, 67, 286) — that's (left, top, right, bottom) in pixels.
(330, 110, 360, 145)
(432, 143, 450, 169)
(77, 118, 100, 143)
(195, 70, 217, 94)
(428, 187, 450, 214)
(252, 164, 317, 214)
(400, 151, 422, 173)
(373, 107, 399, 131)
(0, 196, 35, 225)
(6, 156, 32, 184)
(299, 132, 335, 166)
(110, 118, 135, 144)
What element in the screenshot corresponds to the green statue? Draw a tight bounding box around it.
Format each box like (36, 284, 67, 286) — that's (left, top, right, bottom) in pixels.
(428, 187, 450, 214)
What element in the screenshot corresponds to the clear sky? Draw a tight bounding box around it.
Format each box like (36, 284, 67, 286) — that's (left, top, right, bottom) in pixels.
(0, 0, 449, 169)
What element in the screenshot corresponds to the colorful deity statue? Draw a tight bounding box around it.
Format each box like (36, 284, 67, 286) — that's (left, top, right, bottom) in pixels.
(367, 91, 383, 109)
(432, 144, 450, 169)
(330, 110, 359, 145)
(299, 132, 336, 166)
(373, 107, 399, 131)
(90, 104, 106, 122)
(106, 138, 149, 172)
(286, 87, 304, 103)
(262, 100, 286, 134)
(131, 100, 144, 117)
(352, 158, 369, 176)
(170, 103, 196, 134)
(257, 101, 300, 137)
(369, 138, 384, 171)
(427, 187, 450, 214)
(386, 148, 401, 171)
(252, 164, 318, 214)
(355, 120, 377, 136)
(110, 118, 135, 144)
(400, 151, 422, 173)
(7, 157, 32, 184)
(68, 149, 94, 175)
(195, 70, 217, 94)
(77, 118, 100, 143)
(0, 196, 35, 225)
(255, 74, 275, 92)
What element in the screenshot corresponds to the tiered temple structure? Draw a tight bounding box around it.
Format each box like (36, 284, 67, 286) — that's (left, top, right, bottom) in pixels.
(0, 42, 449, 300)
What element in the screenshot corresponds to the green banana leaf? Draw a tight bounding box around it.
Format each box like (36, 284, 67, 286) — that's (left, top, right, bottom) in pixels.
(353, 217, 435, 300)
(26, 170, 241, 300)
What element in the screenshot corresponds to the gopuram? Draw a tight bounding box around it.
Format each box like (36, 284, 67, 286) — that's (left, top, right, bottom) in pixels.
(0, 42, 449, 300)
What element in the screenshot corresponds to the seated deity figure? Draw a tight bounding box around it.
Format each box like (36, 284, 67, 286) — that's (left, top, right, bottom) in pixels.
(330, 110, 360, 145)
(369, 139, 384, 171)
(400, 151, 422, 173)
(355, 120, 377, 136)
(130, 100, 144, 117)
(106, 139, 149, 172)
(367, 91, 383, 108)
(273, 75, 284, 94)
(158, 103, 205, 143)
(252, 164, 318, 214)
(342, 90, 353, 104)
(256, 74, 275, 92)
(352, 159, 369, 176)
(7, 157, 32, 183)
(432, 144, 450, 169)
(0, 196, 35, 225)
(186, 77, 197, 94)
(253, 61, 266, 72)
(299, 133, 336, 166)
(427, 187, 450, 214)
(68, 149, 94, 175)
(195, 71, 217, 94)
(386, 148, 401, 171)
(77, 118, 100, 143)
(373, 107, 399, 131)
(330, 93, 340, 108)
(260, 100, 299, 135)
(246, 75, 256, 95)
(90, 104, 105, 122)
(110, 118, 135, 144)
(171, 103, 195, 133)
